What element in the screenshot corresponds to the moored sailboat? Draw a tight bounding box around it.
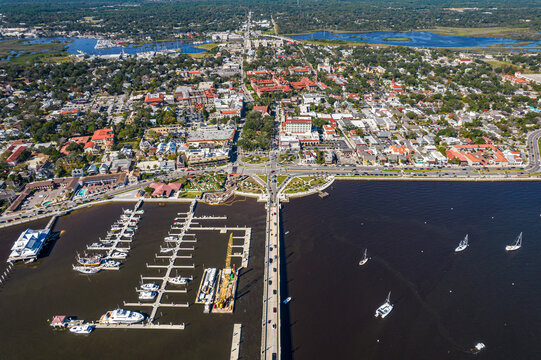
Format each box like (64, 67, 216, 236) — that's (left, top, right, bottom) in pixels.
(505, 232, 522, 252)
(359, 248, 369, 266)
(375, 291, 394, 318)
(455, 234, 469, 252)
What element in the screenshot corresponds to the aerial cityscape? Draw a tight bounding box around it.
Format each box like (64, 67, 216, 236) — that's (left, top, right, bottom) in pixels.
(0, 0, 540, 359)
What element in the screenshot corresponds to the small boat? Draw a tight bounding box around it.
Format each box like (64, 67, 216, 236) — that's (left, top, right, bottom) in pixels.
(283, 297, 292, 304)
(505, 232, 522, 252)
(164, 236, 178, 241)
(138, 291, 157, 300)
(169, 276, 190, 285)
(375, 291, 394, 318)
(99, 309, 144, 324)
(101, 260, 120, 269)
(359, 248, 369, 266)
(471, 342, 486, 354)
(87, 242, 105, 249)
(141, 283, 159, 291)
(69, 324, 94, 334)
(285, 231, 290, 235)
(76, 253, 103, 266)
(73, 265, 100, 274)
(455, 234, 469, 252)
(110, 251, 128, 259)
(160, 247, 174, 254)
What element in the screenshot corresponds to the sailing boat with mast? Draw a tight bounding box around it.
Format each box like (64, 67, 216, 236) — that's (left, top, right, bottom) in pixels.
(455, 234, 469, 252)
(505, 232, 522, 251)
(375, 291, 394, 318)
(359, 248, 369, 266)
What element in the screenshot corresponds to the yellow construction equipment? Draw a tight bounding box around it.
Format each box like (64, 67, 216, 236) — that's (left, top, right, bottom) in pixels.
(225, 233, 233, 269)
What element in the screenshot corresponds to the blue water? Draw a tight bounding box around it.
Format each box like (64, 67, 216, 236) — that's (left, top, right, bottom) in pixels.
(23, 37, 207, 56)
(290, 31, 541, 49)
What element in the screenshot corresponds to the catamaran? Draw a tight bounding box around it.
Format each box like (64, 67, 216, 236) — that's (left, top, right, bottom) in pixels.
(359, 248, 369, 266)
(505, 232, 522, 252)
(455, 234, 469, 252)
(375, 291, 394, 318)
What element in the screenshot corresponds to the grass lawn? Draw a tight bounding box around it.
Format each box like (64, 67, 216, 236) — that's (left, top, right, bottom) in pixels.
(179, 191, 202, 198)
(276, 176, 288, 187)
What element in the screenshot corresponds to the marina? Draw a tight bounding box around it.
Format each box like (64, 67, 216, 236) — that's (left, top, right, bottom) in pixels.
(72, 199, 144, 273)
(0, 200, 265, 359)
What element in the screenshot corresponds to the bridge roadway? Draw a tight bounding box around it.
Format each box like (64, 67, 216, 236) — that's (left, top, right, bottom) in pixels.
(261, 148, 281, 359)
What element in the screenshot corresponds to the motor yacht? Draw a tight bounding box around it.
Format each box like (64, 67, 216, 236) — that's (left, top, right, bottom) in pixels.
(69, 324, 94, 334)
(138, 291, 157, 300)
(99, 309, 144, 324)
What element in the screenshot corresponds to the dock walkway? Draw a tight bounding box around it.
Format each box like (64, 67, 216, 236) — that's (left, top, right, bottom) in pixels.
(230, 323, 242, 360)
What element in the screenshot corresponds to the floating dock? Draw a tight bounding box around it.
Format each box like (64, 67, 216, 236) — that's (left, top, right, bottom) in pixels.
(230, 324, 242, 360)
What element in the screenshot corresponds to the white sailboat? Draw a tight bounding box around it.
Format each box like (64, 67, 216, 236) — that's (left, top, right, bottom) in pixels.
(505, 232, 522, 251)
(359, 248, 369, 266)
(375, 291, 394, 318)
(455, 234, 469, 252)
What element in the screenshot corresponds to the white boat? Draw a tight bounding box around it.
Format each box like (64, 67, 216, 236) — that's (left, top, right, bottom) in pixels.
(101, 260, 120, 270)
(69, 324, 94, 334)
(375, 291, 394, 318)
(138, 291, 157, 300)
(359, 248, 369, 266)
(283, 297, 292, 304)
(164, 236, 178, 241)
(455, 234, 469, 252)
(73, 265, 100, 274)
(160, 247, 174, 254)
(505, 232, 522, 252)
(100, 309, 145, 324)
(169, 276, 190, 285)
(141, 283, 159, 291)
(472, 342, 486, 354)
(110, 251, 128, 259)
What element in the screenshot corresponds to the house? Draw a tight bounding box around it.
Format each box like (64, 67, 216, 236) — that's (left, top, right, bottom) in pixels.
(71, 169, 84, 177)
(6, 145, 28, 167)
(99, 163, 110, 174)
(86, 164, 98, 175)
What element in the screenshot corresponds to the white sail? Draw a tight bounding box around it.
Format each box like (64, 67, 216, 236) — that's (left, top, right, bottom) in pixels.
(505, 232, 522, 251)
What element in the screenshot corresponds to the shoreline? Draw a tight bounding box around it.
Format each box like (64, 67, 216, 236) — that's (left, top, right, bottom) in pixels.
(2, 176, 541, 230)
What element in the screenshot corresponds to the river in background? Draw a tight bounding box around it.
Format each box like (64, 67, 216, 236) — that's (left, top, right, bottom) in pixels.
(290, 31, 541, 49)
(23, 37, 208, 56)
(0, 198, 265, 359)
(281, 181, 541, 360)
